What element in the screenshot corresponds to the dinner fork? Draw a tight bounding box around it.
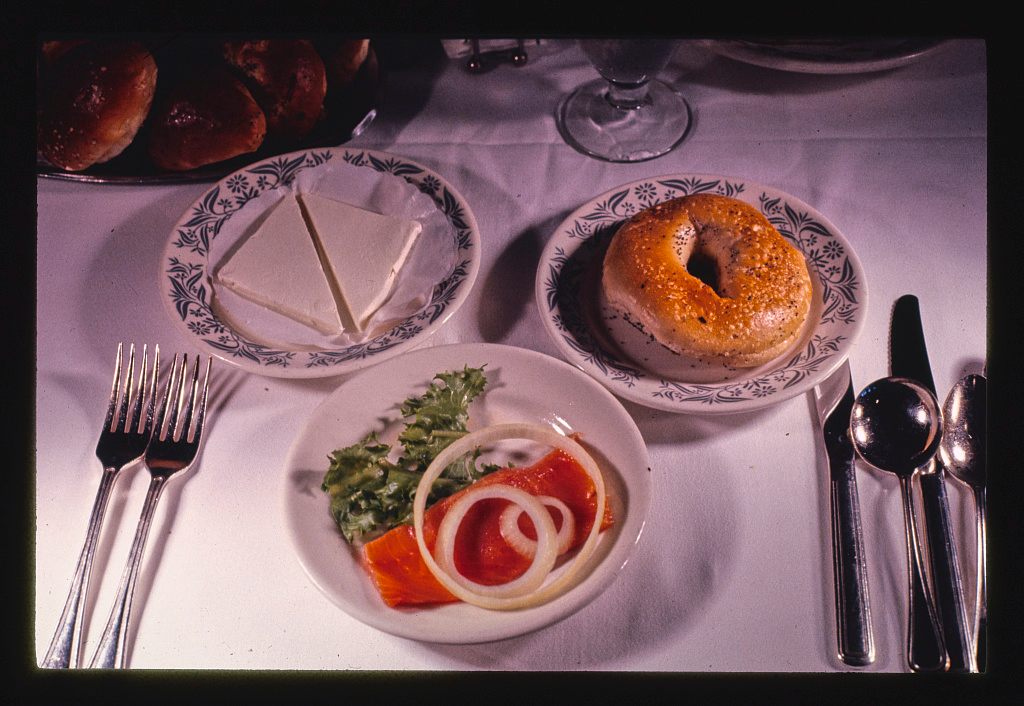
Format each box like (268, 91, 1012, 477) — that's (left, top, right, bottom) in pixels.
(89, 353, 212, 669)
(42, 343, 158, 669)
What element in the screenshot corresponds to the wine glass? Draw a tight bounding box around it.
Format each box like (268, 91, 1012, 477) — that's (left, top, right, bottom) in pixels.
(557, 39, 691, 162)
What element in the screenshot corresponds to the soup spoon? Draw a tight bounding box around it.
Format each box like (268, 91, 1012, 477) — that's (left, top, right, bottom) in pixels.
(939, 374, 987, 672)
(850, 377, 948, 672)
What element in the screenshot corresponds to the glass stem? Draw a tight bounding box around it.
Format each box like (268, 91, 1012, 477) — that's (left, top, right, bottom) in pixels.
(605, 80, 651, 110)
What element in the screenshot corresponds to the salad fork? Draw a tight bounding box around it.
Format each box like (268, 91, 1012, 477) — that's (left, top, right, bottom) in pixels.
(42, 343, 158, 669)
(89, 353, 212, 669)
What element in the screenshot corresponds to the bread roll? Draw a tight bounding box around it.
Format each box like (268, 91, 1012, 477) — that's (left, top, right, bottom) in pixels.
(37, 41, 158, 171)
(222, 39, 327, 141)
(147, 68, 266, 171)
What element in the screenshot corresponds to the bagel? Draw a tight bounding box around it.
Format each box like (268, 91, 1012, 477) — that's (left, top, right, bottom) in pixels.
(601, 193, 813, 368)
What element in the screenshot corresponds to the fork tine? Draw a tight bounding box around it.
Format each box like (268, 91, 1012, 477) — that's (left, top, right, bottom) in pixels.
(104, 342, 124, 432)
(153, 353, 180, 443)
(191, 358, 212, 440)
(115, 343, 136, 434)
(169, 353, 187, 440)
(127, 344, 148, 435)
(166, 354, 190, 441)
(187, 358, 212, 443)
(143, 345, 160, 436)
(176, 356, 201, 443)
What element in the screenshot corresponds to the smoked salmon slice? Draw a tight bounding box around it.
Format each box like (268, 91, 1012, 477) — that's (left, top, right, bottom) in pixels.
(361, 448, 614, 607)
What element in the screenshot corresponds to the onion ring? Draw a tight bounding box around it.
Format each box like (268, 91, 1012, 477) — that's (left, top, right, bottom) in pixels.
(499, 495, 575, 558)
(434, 485, 558, 598)
(412, 422, 606, 610)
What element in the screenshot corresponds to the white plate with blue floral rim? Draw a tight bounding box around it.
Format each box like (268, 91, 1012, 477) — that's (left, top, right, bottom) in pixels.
(282, 342, 651, 643)
(535, 174, 867, 414)
(160, 147, 481, 378)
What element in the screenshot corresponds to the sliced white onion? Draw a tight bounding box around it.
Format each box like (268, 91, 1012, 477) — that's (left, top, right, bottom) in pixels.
(413, 422, 606, 611)
(434, 484, 558, 598)
(499, 495, 575, 559)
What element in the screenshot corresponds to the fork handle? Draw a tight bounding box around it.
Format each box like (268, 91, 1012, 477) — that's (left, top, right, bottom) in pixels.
(42, 467, 120, 669)
(89, 476, 167, 669)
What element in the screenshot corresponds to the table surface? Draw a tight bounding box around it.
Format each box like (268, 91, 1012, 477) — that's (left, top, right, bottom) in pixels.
(34, 38, 987, 672)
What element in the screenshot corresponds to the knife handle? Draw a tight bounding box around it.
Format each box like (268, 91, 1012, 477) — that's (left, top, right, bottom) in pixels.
(828, 446, 875, 666)
(919, 467, 975, 672)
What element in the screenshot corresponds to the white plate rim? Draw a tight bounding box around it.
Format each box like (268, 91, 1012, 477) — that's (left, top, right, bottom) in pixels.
(281, 342, 652, 644)
(159, 147, 481, 378)
(535, 173, 867, 414)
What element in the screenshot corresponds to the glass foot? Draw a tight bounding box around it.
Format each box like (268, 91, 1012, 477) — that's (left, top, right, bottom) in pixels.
(557, 78, 691, 163)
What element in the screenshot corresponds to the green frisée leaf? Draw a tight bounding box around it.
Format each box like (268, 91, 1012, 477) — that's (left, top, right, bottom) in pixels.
(321, 366, 495, 545)
(323, 433, 392, 496)
(397, 366, 487, 470)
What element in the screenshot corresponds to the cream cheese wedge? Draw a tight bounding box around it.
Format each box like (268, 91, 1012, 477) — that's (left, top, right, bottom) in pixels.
(298, 192, 422, 332)
(214, 195, 345, 335)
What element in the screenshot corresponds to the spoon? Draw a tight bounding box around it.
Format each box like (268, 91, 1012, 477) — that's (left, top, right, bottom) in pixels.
(939, 374, 987, 672)
(850, 377, 948, 672)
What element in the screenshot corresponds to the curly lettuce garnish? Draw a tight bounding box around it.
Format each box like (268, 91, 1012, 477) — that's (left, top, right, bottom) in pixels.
(321, 366, 498, 545)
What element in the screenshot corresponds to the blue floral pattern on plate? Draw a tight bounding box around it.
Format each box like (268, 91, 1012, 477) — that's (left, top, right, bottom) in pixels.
(535, 175, 867, 414)
(161, 148, 480, 378)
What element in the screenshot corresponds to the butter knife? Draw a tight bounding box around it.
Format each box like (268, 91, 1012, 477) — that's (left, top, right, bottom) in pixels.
(891, 294, 973, 672)
(814, 359, 875, 666)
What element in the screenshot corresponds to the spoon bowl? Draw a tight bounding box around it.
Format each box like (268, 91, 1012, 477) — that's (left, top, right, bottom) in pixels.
(939, 374, 986, 488)
(850, 377, 943, 476)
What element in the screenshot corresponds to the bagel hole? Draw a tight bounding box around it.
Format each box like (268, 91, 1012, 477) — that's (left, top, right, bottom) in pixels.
(687, 250, 722, 295)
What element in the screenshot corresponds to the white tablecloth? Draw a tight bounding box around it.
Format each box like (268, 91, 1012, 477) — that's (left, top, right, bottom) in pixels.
(34, 38, 987, 672)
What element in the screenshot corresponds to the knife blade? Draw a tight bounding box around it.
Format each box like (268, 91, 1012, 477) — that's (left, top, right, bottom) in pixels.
(814, 359, 875, 667)
(891, 294, 974, 672)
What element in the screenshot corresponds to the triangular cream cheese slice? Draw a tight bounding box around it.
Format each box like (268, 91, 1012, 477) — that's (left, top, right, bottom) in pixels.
(298, 192, 422, 332)
(214, 195, 344, 335)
